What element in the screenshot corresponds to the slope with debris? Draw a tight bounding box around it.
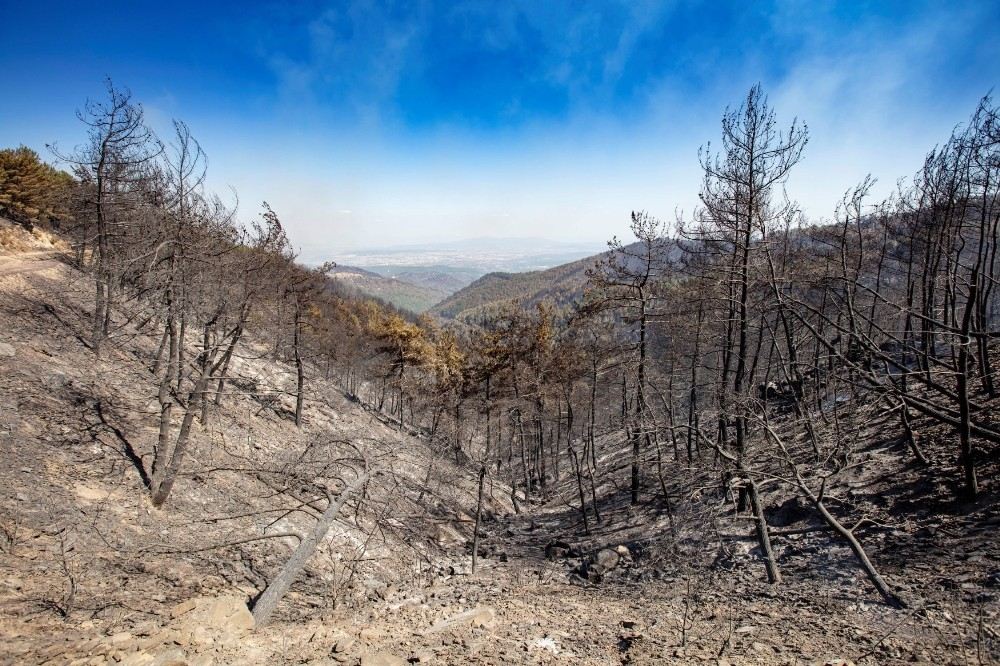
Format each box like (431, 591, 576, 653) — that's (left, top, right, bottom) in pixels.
(0, 232, 997, 665)
(0, 235, 498, 665)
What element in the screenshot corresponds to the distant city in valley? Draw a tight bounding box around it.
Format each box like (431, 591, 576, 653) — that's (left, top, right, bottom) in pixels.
(328, 237, 604, 272)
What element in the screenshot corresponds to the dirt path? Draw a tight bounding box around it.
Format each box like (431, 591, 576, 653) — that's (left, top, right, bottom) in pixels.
(0, 250, 63, 276)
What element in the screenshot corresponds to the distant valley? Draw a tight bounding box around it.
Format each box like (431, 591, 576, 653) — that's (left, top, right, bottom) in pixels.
(364, 265, 482, 296)
(326, 237, 605, 313)
(325, 266, 449, 314)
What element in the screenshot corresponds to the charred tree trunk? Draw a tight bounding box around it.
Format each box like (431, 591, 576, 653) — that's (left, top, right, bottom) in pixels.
(568, 440, 590, 535)
(744, 471, 780, 584)
(251, 471, 370, 626)
(472, 466, 486, 573)
(294, 299, 305, 428)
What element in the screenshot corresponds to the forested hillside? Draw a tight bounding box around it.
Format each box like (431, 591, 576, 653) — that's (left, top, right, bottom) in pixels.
(0, 81, 998, 664)
(369, 265, 481, 297)
(428, 253, 597, 322)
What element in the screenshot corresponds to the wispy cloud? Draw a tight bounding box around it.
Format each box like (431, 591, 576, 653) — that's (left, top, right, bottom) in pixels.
(2, 0, 997, 252)
(253, 1, 690, 130)
(766, 1, 999, 215)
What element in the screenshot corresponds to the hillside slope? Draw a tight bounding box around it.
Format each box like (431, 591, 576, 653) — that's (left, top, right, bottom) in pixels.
(427, 240, 671, 322)
(428, 254, 597, 322)
(0, 230, 996, 665)
(0, 240, 503, 663)
(367, 265, 482, 296)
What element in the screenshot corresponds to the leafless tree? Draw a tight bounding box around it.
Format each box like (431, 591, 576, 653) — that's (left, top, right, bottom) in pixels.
(52, 80, 161, 356)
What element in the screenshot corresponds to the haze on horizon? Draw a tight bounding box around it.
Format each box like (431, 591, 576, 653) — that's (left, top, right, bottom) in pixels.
(2, 1, 998, 260)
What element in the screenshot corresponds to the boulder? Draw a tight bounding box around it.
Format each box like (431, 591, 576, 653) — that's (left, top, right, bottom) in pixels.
(120, 653, 156, 666)
(156, 594, 255, 652)
(575, 547, 622, 582)
(109, 631, 134, 646)
(205, 595, 254, 632)
(409, 650, 434, 663)
(331, 634, 356, 654)
(190, 626, 213, 646)
(170, 599, 198, 618)
(580, 562, 605, 582)
(364, 578, 389, 600)
(593, 548, 620, 570)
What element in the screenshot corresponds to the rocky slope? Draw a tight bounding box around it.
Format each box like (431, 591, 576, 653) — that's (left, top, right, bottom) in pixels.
(0, 238, 997, 665)
(0, 244, 498, 664)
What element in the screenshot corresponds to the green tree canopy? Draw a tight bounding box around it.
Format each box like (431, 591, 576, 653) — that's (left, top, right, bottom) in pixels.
(0, 146, 75, 228)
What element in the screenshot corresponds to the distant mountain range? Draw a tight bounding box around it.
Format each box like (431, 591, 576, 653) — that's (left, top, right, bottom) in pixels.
(332, 237, 605, 273)
(364, 265, 482, 296)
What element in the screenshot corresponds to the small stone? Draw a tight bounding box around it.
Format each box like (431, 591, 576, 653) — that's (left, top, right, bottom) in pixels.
(151, 648, 186, 666)
(533, 637, 559, 654)
(360, 652, 406, 666)
(332, 636, 356, 653)
(170, 599, 198, 618)
(119, 653, 155, 666)
(408, 650, 434, 663)
(423, 607, 496, 634)
(594, 548, 620, 570)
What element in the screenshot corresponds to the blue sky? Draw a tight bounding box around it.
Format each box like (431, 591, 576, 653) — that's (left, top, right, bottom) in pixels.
(2, 1, 998, 259)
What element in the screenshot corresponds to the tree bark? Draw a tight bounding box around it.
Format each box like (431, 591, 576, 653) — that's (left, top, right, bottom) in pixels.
(744, 471, 781, 584)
